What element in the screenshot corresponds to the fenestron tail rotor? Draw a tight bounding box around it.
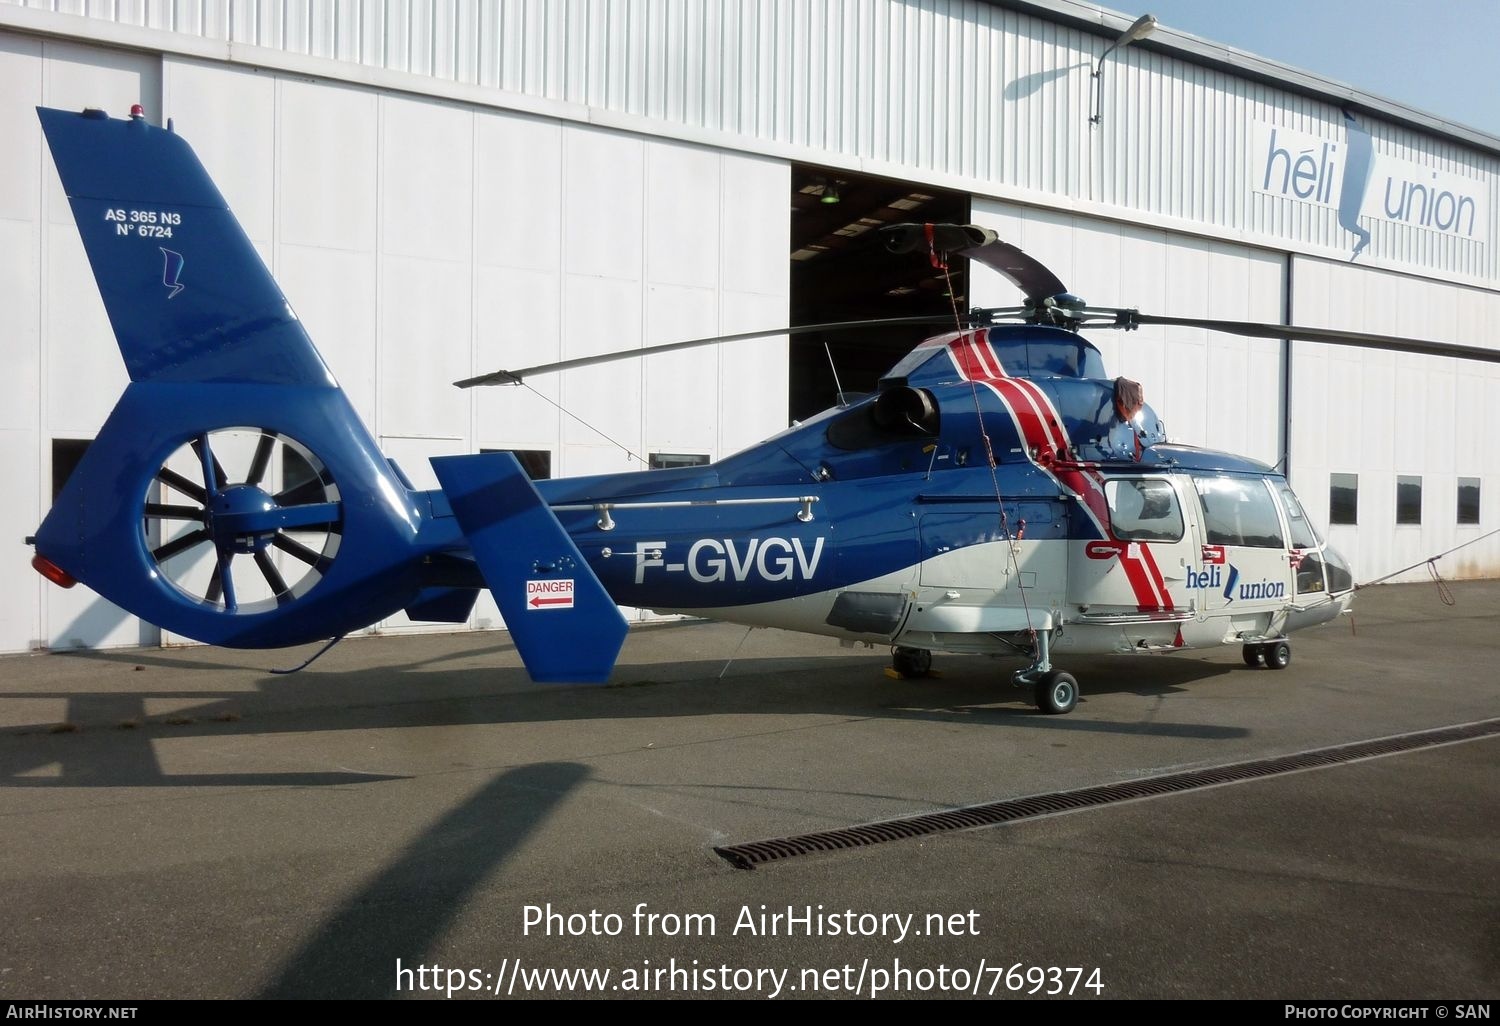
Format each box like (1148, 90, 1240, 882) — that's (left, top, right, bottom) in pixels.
(146, 428, 343, 614)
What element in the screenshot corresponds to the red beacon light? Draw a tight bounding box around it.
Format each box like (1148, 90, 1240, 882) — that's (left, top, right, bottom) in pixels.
(129, 103, 145, 119)
(32, 554, 76, 589)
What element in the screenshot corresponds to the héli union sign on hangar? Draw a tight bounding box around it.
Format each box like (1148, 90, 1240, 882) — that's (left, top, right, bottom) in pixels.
(1253, 114, 1489, 260)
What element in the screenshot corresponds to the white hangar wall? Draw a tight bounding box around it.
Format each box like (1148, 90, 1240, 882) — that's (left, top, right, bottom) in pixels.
(0, 30, 789, 652)
(1288, 259, 1500, 580)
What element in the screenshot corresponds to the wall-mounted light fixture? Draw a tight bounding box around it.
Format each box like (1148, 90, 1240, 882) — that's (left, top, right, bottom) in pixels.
(1090, 13, 1157, 126)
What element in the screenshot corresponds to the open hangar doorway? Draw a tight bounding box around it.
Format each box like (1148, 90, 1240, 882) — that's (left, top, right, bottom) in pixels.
(788, 166, 971, 422)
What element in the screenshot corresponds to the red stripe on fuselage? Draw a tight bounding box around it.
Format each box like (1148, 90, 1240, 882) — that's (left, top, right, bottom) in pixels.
(945, 333, 1173, 612)
(949, 335, 989, 380)
(1135, 541, 1172, 609)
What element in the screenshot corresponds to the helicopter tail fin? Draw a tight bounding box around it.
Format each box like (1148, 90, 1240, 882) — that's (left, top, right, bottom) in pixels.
(32, 106, 628, 681)
(31, 106, 431, 649)
(36, 106, 332, 387)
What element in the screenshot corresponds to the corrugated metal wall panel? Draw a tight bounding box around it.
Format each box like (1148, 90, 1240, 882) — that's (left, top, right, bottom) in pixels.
(12, 0, 1500, 282)
(8, 0, 1500, 279)
(1289, 255, 1500, 582)
(6, 0, 1500, 284)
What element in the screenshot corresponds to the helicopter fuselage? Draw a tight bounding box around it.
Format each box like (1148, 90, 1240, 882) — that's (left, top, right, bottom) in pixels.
(428, 327, 1353, 663)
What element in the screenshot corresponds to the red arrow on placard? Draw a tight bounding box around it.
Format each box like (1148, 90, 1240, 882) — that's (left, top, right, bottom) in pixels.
(530, 596, 572, 608)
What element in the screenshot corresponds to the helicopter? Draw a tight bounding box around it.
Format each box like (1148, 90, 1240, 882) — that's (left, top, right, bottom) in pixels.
(27, 106, 1500, 714)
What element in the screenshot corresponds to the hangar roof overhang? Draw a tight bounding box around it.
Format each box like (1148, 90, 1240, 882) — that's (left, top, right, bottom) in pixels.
(992, 0, 1500, 159)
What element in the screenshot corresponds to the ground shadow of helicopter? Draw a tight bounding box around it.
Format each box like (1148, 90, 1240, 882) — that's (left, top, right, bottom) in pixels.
(0, 635, 1244, 791)
(255, 760, 591, 999)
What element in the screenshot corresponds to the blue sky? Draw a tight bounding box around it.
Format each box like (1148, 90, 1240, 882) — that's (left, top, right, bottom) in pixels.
(1113, 0, 1500, 137)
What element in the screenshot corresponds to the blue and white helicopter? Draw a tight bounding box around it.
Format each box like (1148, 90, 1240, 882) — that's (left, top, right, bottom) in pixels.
(29, 106, 1500, 714)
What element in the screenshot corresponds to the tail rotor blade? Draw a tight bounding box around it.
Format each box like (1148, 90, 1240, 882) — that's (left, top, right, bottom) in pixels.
(156, 467, 207, 505)
(191, 434, 227, 493)
(153, 528, 210, 563)
(255, 549, 289, 598)
(217, 553, 238, 613)
(273, 533, 324, 568)
(246, 433, 275, 487)
(144, 503, 205, 522)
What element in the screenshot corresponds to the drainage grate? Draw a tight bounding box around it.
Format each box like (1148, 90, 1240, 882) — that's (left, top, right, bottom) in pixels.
(713, 718, 1500, 870)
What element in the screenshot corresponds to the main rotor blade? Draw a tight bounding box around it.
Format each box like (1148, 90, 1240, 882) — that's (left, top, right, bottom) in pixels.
(455, 315, 960, 388)
(882, 223, 1069, 303)
(1124, 314, 1500, 365)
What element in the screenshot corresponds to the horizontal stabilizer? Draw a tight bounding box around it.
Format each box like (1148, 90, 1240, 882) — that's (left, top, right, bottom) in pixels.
(430, 453, 628, 683)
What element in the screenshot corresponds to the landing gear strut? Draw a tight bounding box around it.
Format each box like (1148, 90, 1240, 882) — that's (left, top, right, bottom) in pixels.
(1013, 629, 1080, 714)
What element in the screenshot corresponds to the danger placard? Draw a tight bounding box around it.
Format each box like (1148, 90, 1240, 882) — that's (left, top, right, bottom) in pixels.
(526, 578, 575, 610)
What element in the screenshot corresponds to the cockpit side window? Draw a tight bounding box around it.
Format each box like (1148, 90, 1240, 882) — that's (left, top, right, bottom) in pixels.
(1105, 478, 1184, 542)
(1193, 476, 1284, 548)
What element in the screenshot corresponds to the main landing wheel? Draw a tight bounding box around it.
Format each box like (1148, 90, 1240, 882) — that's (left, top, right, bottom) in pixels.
(1263, 641, 1291, 670)
(1243, 641, 1291, 669)
(892, 646, 933, 678)
(1034, 671, 1078, 715)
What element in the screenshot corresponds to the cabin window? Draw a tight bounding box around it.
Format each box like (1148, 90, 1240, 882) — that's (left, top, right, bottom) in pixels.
(1104, 478, 1183, 542)
(649, 453, 710, 470)
(1329, 473, 1359, 526)
(1458, 478, 1481, 525)
(1193, 476, 1284, 549)
(1396, 475, 1422, 525)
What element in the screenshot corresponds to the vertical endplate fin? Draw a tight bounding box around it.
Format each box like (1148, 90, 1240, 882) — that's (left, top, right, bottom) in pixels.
(430, 453, 628, 683)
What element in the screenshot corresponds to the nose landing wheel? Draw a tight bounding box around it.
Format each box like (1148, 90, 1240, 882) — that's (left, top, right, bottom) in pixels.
(1034, 671, 1078, 715)
(1012, 628, 1080, 713)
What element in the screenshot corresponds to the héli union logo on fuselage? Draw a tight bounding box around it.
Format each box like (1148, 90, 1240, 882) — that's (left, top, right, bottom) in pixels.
(1186, 563, 1285, 604)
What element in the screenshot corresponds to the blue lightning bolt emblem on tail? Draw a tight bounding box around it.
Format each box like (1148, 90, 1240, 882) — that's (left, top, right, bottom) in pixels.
(159, 247, 185, 299)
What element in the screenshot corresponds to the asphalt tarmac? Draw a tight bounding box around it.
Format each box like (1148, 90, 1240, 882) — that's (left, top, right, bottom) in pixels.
(0, 581, 1495, 1000)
